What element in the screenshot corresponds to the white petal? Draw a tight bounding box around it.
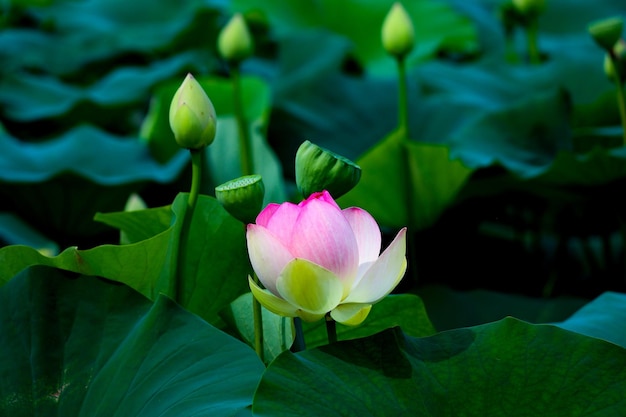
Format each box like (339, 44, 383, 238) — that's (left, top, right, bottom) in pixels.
(343, 228, 407, 304)
(342, 207, 382, 265)
(246, 224, 294, 295)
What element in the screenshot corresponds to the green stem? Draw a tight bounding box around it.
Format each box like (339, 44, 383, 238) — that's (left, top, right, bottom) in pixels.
(610, 53, 626, 145)
(526, 18, 541, 65)
(231, 65, 254, 176)
(325, 314, 337, 344)
(252, 272, 265, 362)
(291, 317, 306, 352)
(397, 57, 409, 138)
(396, 57, 418, 284)
(171, 149, 203, 304)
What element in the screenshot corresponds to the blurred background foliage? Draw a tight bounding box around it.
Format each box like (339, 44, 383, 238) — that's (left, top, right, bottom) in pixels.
(1, 0, 625, 329)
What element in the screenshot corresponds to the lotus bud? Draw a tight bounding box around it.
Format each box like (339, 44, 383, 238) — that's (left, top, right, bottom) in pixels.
(604, 39, 626, 84)
(381, 2, 415, 59)
(512, 0, 546, 17)
(588, 16, 624, 52)
(215, 175, 265, 224)
(169, 74, 217, 150)
(295, 140, 361, 199)
(218, 14, 254, 64)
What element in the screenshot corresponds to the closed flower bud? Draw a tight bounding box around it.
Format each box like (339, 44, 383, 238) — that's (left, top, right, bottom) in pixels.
(215, 175, 265, 224)
(588, 16, 624, 52)
(169, 74, 217, 150)
(604, 39, 626, 84)
(295, 140, 361, 199)
(218, 14, 254, 64)
(512, 0, 546, 17)
(381, 2, 415, 59)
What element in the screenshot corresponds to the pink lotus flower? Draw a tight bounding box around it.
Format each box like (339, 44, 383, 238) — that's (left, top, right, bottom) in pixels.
(247, 190, 407, 325)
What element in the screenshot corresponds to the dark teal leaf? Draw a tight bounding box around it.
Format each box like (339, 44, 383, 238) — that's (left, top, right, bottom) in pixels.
(255, 319, 626, 416)
(557, 291, 626, 349)
(0, 51, 211, 121)
(0, 126, 187, 242)
(449, 88, 572, 178)
(0, 0, 221, 76)
(419, 285, 588, 331)
(0, 212, 59, 255)
(0, 266, 263, 416)
(0, 125, 187, 184)
(534, 146, 626, 185)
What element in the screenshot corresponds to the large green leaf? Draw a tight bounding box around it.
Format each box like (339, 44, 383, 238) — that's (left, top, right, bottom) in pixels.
(141, 75, 286, 204)
(95, 204, 173, 244)
(0, 193, 250, 325)
(230, 0, 478, 74)
(0, 266, 264, 416)
(254, 319, 626, 416)
(302, 294, 436, 349)
(339, 130, 472, 229)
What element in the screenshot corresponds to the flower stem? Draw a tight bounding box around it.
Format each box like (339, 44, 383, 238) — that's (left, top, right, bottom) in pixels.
(291, 317, 306, 352)
(396, 56, 418, 283)
(609, 52, 626, 145)
(526, 18, 541, 65)
(252, 273, 265, 362)
(397, 57, 409, 138)
(231, 65, 254, 176)
(325, 314, 337, 344)
(171, 149, 203, 304)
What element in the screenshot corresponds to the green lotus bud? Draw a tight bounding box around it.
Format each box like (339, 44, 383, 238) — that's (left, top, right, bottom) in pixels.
(169, 73, 217, 150)
(218, 14, 254, 64)
(588, 16, 624, 52)
(295, 140, 361, 199)
(381, 2, 415, 59)
(215, 175, 265, 224)
(604, 39, 626, 84)
(512, 0, 546, 17)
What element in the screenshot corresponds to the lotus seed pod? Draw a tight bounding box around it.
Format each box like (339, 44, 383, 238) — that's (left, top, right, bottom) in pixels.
(588, 16, 624, 52)
(512, 0, 546, 17)
(218, 14, 254, 64)
(169, 74, 217, 150)
(295, 140, 361, 199)
(215, 175, 265, 224)
(604, 39, 626, 84)
(381, 2, 415, 59)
